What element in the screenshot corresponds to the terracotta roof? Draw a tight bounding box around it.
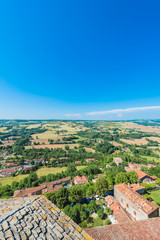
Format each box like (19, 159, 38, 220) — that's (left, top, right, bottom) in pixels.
(86, 158, 95, 162)
(73, 176, 88, 185)
(130, 169, 157, 181)
(5, 163, 17, 166)
(151, 175, 158, 180)
(1, 168, 16, 173)
(105, 195, 132, 224)
(85, 217, 160, 240)
(147, 164, 156, 168)
(13, 185, 46, 197)
(115, 183, 159, 215)
(129, 169, 148, 179)
(130, 184, 145, 192)
(41, 176, 71, 187)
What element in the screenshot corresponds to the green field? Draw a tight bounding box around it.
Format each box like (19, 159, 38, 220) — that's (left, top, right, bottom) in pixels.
(0, 166, 86, 186)
(140, 155, 160, 162)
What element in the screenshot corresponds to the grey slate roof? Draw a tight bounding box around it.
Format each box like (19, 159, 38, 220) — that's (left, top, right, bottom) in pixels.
(0, 195, 93, 240)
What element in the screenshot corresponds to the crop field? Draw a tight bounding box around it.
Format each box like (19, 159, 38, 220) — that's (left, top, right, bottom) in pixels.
(0, 166, 86, 186)
(31, 131, 60, 140)
(112, 141, 122, 147)
(1, 140, 16, 146)
(120, 138, 148, 145)
(0, 127, 8, 132)
(26, 124, 42, 129)
(120, 122, 160, 134)
(140, 155, 160, 162)
(25, 143, 79, 150)
(146, 137, 160, 143)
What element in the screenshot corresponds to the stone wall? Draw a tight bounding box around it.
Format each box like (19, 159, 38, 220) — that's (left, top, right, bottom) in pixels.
(114, 187, 149, 220)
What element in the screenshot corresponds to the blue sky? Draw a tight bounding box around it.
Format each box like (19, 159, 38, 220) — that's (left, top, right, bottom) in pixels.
(0, 0, 160, 120)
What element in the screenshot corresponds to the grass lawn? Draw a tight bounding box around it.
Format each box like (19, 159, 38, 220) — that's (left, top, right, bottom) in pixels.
(140, 155, 160, 162)
(149, 189, 160, 204)
(0, 166, 86, 186)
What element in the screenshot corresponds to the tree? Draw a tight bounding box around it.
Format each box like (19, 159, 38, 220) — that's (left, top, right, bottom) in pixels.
(94, 177, 108, 196)
(68, 186, 82, 203)
(55, 187, 69, 208)
(88, 200, 98, 212)
(97, 209, 104, 219)
(28, 172, 38, 187)
(115, 172, 129, 185)
(127, 171, 139, 184)
(67, 165, 76, 173)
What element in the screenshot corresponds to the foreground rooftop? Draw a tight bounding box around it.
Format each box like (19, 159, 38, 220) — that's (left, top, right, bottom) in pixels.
(0, 195, 92, 240)
(86, 217, 160, 240)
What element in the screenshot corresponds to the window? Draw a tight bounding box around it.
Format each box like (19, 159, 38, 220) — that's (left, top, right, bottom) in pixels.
(121, 198, 123, 203)
(134, 211, 136, 215)
(126, 203, 129, 208)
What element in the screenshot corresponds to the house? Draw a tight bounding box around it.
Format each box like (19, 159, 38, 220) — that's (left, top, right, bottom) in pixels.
(72, 176, 88, 185)
(114, 183, 159, 220)
(129, 169, 157, 183)
(122, 147, 130, 152)
(86, 158, 95, 163)
(33, 158, 45, 164)
(13, 176, 71, 197)
(75, 161, 81, 163)
(41, 176, 71, 193)
(0, 168, 16, 177)
(92, 178, 98, 183)
(113, 157, 123, 166)
(105, 195, 132, 224)
(126, 162, 156, 171)
(5, 162, 17, 167)
(129, 183, 145, 194)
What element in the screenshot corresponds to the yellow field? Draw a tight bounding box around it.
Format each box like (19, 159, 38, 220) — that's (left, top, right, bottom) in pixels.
(120, 138, 148, 145)
(25, 143, 79, 150)
(84, 147, 96, 153)
(26, 124, 41, 129)
(0, 166, 86, 186)
(31, 131, 59, 140)
(0, 127, 9, 133)
(146, 137, 160, 143)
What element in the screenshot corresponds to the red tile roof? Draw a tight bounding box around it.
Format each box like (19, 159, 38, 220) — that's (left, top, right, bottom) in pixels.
(115, 183, 159, 215)
(86, 158, 95, 163)
(130, 184, 145, 192)
(1, 169, 16, 173)
(73, 176, 88, 185)
(130, 169, 157, 181)
(85, 217, 160, 240)
(105, 195, 132, 224)
(151, 175, 158, 180)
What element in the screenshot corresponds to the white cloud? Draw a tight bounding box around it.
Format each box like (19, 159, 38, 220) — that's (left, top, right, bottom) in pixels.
(117, 113, 122, 117)
(64, 113, 81, 118)
(86, 106, 160, 116)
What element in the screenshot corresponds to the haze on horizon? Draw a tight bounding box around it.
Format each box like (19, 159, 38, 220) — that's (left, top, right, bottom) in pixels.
(0, 0, 160, 120)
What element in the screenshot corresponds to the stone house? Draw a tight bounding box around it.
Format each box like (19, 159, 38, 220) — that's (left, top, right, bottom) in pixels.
(13, 176, 71, 197)
(129, 169, 157, 183)
(113, 157, 123, 166)
(114, 183, 159, 221)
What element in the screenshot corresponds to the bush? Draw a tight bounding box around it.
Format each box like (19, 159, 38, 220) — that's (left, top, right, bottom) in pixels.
(105, 219, 111, 225)
(105, 207, 112, 215)
(141, 183, 156, 190)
